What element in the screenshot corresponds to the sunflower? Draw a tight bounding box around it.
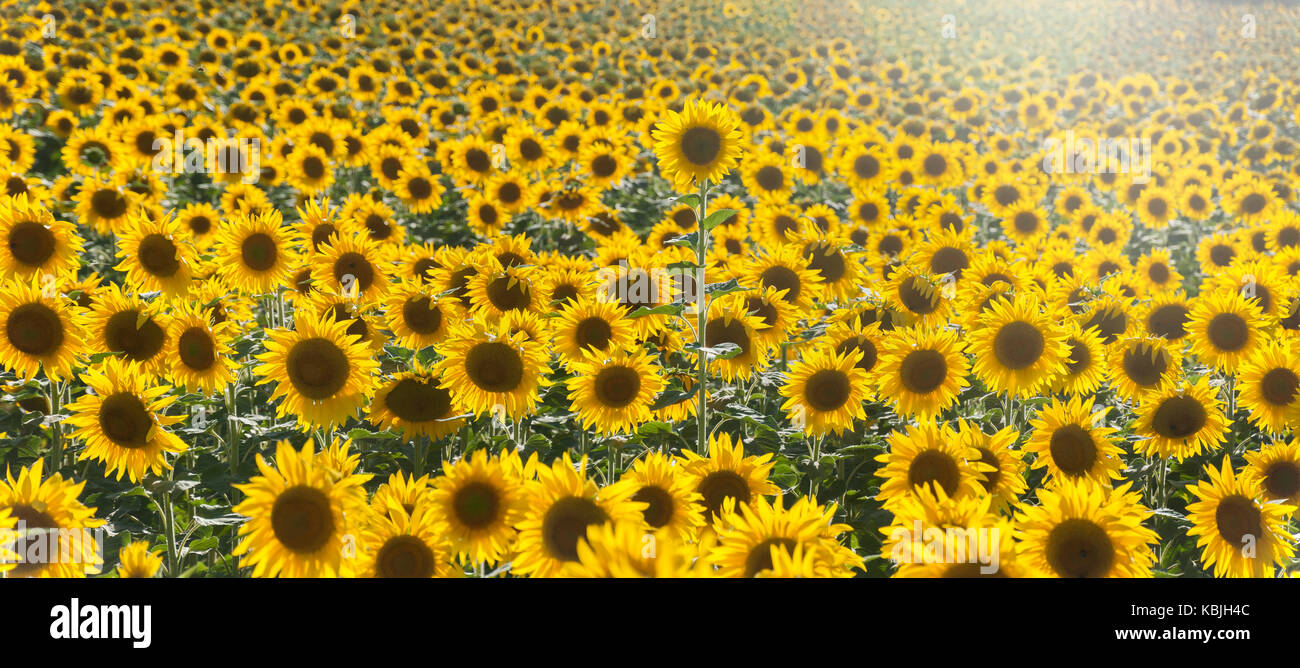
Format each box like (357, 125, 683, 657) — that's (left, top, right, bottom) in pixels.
(875, 419, 987, 510)
(567, 347, 666, 435)
(432, 322, 551, 420)
(1236, 338, 1300, 434)
(1015, 478, 1158, 578)
(352, 503, 457, 578)
(550, 296, 636, 365)
(215, 208, 301, 295)
(382, 279, 453, 349)
(701, 295, 771, 382)
(1106, 336, 1184, 403)
(65, 357, 187, 483)
(115, 540, 162, 578)
(285, 143, 334, 195)
(741, 151, 793, 202)
(609, 453, 705, 543)
(0, 460, 104, 578)
(954, 419, 1027, 510)
(882, 487, 1023, 578)
(779, 345, 870, 437)
(874, 325, 971, 419)
(310, 232, 394, 302)
(1133, 376, 1230, 461)
(1051, 324, 1108, 395)
(253, 309, 378, 431)
(1186, 455, 1296, 578)
(75, 173, 137, 234)
(232, 441, 371, 578)
(464, 262, 542, 321)
(114, 210, 195, 297)
(368, 366, 465, 441)
(512, 454, 646, 577)
(680, 433, 780, 522)
(164, 300, 236, 395)
(394, 164, 446, 214)
(651, 98, 744, 191)
(561, 520, 700, 578)
(1142, 293, 1193, 341)
(0, 194, 82, 281)
(1186, 291, 1266, 373)
(427, 449, 528, 566)
(968, 295, 1068, 397)
(708, 495, 857, 578)
(0, 276, 87, 382)
(86, 284, 170, 372)
(1023, 395, 1126, 484)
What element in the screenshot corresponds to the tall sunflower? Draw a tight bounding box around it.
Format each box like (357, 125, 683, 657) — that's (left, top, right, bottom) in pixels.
(0, 460, 105, 578)
(233, 441, 371, 578)
(680, 433, 780, 522)
(253, 309, 379, 431)
(1023, 395, 1126, 484)
(1185, 455, 1296, 578)
(512, 454, 646, 577)
(432, 322, 551, 420)
(778, 345, 870, 436)
(968, 295, 1068, 397)
(651, 98, 744, 191)
(875, 419, 987, 510)
(1015, 478, 1159, 578)
(65, 357, 188, 483)
(215, 208, 301, 295)
(566, 348, 666, 435)
(0, 276, 87, 381)
(352, 503, 457, 578)
(1133, 376, 1229, 461)
(368, 366, 465, 441)
(0, 194, 82, 281)
(874, 325, 971, 419)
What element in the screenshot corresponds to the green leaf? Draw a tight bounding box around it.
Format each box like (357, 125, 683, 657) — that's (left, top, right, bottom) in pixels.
(675, 194, 701, 208)
(628, 303, 686, 318)
(666, 232, 698, 250)
(702, 208, 737, 230)
(704, 278, 749, 297)
(651, 385, 698, 410)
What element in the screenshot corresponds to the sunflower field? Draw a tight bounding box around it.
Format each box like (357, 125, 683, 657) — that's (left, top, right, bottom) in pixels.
(2, 0, 1300, 581)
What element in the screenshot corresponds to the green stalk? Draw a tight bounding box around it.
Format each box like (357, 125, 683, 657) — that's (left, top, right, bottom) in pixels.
(47, 380, 64, 472)
(695, 179, 711, 455)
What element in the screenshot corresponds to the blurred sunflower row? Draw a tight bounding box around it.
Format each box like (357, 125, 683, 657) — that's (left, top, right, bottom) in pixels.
(1, 0, 1299, 578)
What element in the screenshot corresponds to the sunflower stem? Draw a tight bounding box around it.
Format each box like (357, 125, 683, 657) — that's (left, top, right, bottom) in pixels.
(225, 385, 240, 476)
(47, 379, 65, 472)
(414, 437, 428, 478)
(695, 178, 711, 456)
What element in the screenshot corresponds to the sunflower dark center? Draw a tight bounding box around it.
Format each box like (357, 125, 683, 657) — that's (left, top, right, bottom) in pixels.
(454, 481, 502, 529)
(240, 233, 277, 271)
(138, 233, 180, 277)
(744, 537, 798, 577)
(755, 165, 784, 190)
(465, 341, 524, 392)
(993, 321, 1044, 370)
(907, 449, 960, 496)
(679, 126, 722, 165)
(1049, 424, 1097, 476)
(900, 349, 947, 394)
(1046, 518, 1114, 577)
(575, 316, 613, 351)
(542, 496, 608, 562)
(271, 485, 334, 553)
(594, 365, 641, 408)
(385, 378, 447, 422)
(1207, 312, 1249, 352)
(698, 470, 750, 520)
(1122, 346, 1168, 388)
(486, 274, 531, 311)
(1262, 462, 1300, 501)
(105, 310, 165, 361)
(8, 221, 55, 267)
(375, 535, 435, 578)
(632, 485, 675, 528)
(333, 252, 375, 293)
(899, 277, 939, 315)
(178, 327, 215, 371)
(1151, 395, 1208, 439)
(1260, 368, 1299, 406)
(286, 337, 350, 400)
(6, 302, 64, 356)
(805, 369, 851, 411)
(98, 392, 153, 448)
(1214, 494, 1262, 547)
(90, 189, 128, 218)
(705, 317, 752, 358)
